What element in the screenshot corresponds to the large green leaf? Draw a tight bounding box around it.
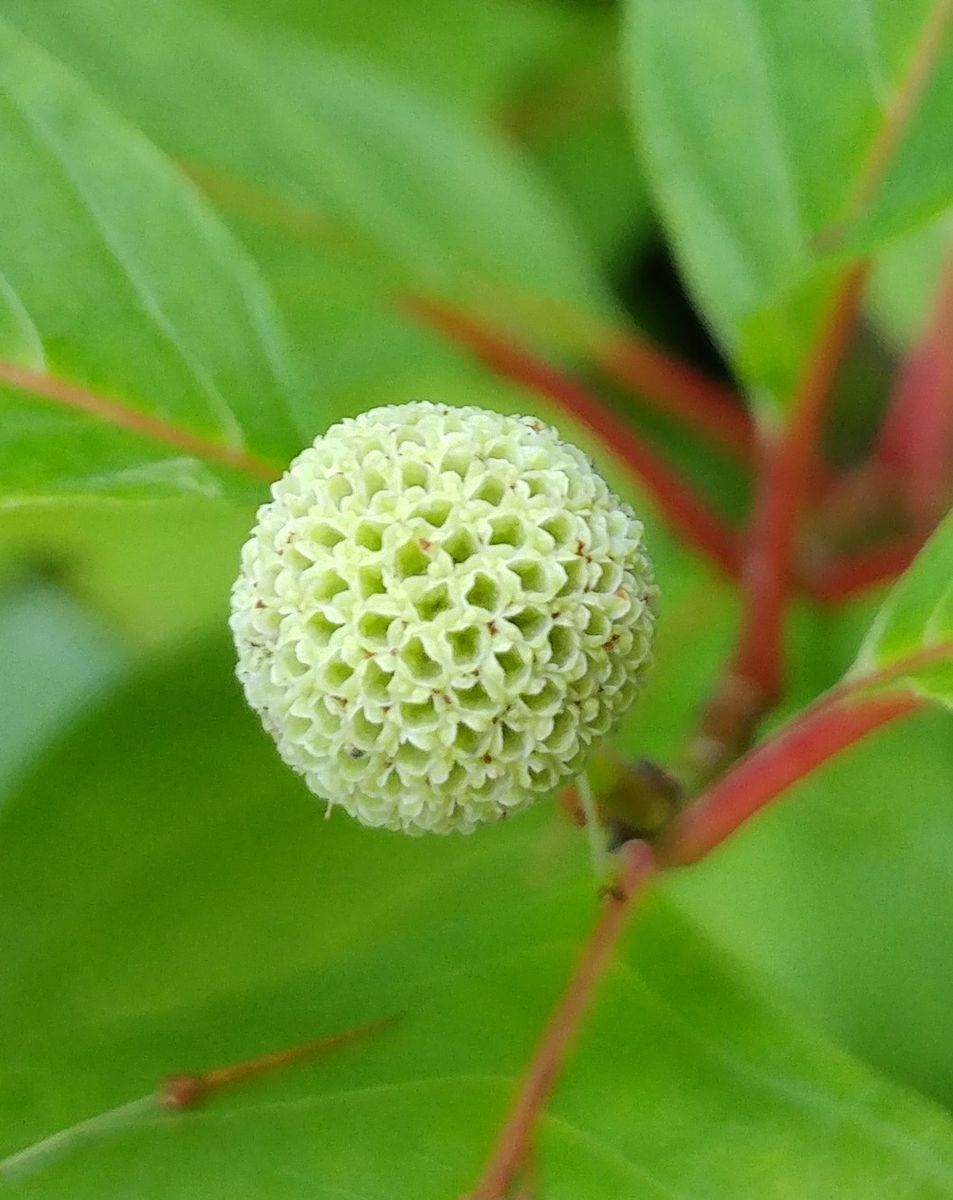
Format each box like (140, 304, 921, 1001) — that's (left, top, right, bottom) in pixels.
(853, 506, 953, 704)
(0, 0, 622, 450)
(0, 0, 606, 317)
(627, 0, 953, 410)
(674, 705, 953, 1112)
(0, 19, 305, 504)
(3, 640, 953, 1197)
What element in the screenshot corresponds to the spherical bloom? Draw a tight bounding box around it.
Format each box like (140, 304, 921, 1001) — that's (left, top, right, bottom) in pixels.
(230, 402, 656, 834)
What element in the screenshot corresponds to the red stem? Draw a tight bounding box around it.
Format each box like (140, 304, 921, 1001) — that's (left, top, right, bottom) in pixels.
(465, 644, 943, 1197)
(590, 332, 753, 462)
(464, 841, 657, 1200)
(731, 266, 867, 701)
(160, 1015, 397, 1110)
(403, 296, 743, 577)
(665, 690, 920, 866)
(875, 253, 953, 526)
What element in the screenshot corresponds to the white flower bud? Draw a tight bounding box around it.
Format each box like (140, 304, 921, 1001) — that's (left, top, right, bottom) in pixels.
(230, 403, 657, 834)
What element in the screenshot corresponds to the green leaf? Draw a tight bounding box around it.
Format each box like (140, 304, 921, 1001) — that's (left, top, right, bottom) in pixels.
(3, 640, 953, 1197)
(674, 705, 953, 1112)
(868, 211, 953, 350)
(0, 0, 605, 314)
(543, 886, 953, 1199)
(853, 507, 953, 704)
(0, 0, 612, 417)
(0, 18, 304, 504)
(627, 0, 953, 410)
(0, 499, 253, 652)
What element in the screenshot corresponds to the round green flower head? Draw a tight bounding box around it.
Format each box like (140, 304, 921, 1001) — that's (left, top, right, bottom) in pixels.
(230, 402, 656, 834)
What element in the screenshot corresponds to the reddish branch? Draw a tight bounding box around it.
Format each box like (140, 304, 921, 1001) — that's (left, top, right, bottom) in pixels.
(664, 691, 919, 866)
(181, 160, 346, 249)
(403, 296, 743, 577)
(874, 252, 953, 526)
(0, 361, 279, 484)
(465, 653, 937, 1198)
(159, 1015, 396, 1110)
(464, 841, 657, 1200)
(584, 330, 752, 462)
(693, 267, 867, 775)
(184, 162, 752, 475)
(736, 266, 866, 697)
(668, 638, 953, 861)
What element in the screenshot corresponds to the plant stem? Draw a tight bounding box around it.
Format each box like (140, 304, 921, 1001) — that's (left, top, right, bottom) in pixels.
(664, 690, 920, 867)
(575, 770, 609, 880)
(588, 330, 752, 462)
(692, 266, 866, 777)
(403, 296, 742, 577)
(159, 1015, 397, 1110)
(463, 840, 657, 1200)
(464, 654, 933, 1198)
(874, 251, 953, 526)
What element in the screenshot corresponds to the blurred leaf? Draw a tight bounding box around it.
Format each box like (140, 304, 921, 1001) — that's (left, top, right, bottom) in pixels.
(627, 0, 953, 411)
(869, 211, 953, 350)
(673, 705, 953, 1112)
(0, 577, 126, 795)
(0, 0, 631, 474)
(514, 8, 654, 266)
(0, 500, 253, 651)
(204, 0, 565, 118)
(0, 0, 607, 317)
(0, 19, 305, 504)
(3, 642, 953, 1197)
(854, 506, 953, 703)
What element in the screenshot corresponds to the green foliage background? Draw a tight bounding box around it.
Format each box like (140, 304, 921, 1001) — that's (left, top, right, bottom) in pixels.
(1, 1, 952, 1195)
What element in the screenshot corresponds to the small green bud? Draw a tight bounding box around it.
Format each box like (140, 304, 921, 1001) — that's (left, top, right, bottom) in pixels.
(230, 402, 657, 834)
